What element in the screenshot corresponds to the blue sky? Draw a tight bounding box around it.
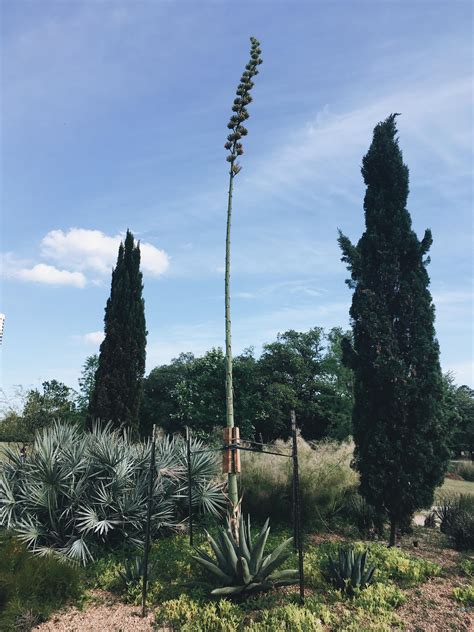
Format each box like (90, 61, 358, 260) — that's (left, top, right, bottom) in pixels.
(1, 0, 472, 400)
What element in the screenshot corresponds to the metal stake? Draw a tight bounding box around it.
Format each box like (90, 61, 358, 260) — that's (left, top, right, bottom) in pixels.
(291, 410, 305, 604)
(186, 426, 194, 546)
(142, 424, 156, 617)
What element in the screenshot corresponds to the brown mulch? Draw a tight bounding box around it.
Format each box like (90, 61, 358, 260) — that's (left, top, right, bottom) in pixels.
(33, 591, 159, 632)
(445, 472, 465, 481)
(396, 576, 473, 632)
(397, 529, 474, 632)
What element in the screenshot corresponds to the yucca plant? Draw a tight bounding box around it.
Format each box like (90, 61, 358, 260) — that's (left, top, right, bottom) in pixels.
(192, 515, 298, 596)
(0, 422, 225, 563)
(324, 547, 376, 595)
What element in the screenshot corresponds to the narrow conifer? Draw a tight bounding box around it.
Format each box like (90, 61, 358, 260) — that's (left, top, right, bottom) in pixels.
(338, 115, 449, 545)
(88, 230, 147, 435)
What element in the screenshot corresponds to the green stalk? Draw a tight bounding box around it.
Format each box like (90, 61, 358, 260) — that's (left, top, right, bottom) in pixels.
(225, 168, 238, 509)
(223, 36, 262, 536)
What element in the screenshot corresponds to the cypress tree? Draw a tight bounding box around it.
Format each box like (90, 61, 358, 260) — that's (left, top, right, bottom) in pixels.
(338, 114, 449, 545)
(88, 230, 147, 435)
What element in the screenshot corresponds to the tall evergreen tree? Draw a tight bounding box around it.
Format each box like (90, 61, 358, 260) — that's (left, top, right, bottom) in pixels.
(88, 230, 147, 434)
(338, 114, 449, 545)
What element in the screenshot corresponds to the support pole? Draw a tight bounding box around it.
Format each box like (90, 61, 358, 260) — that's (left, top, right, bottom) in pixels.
(186, 426, 194, 546)
(142, 424, 156, 617)
(291, 410, 305, 604)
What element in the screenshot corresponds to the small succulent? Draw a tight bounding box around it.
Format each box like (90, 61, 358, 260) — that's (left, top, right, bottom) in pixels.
(324, 547, 376, 595)
(118, 555, 157, 587)
(192, 515, 298, 596)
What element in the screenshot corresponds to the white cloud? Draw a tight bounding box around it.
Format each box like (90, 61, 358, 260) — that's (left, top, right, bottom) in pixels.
(81, 331, 105, 345)
(41, 228, 169, 277)
(13, 264, 86, 288)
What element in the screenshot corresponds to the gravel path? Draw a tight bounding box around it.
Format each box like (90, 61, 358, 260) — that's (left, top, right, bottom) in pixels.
(33, 591, 162, 632)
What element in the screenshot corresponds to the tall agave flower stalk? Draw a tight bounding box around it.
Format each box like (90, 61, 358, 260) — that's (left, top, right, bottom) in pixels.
(224, 37, 262, 536)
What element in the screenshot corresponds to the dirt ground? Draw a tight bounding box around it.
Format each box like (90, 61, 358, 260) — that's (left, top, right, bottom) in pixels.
(33, 591, 159, 632)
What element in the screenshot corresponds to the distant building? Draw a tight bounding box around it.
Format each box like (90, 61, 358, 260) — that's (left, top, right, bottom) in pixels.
(0, 313, 5, 344)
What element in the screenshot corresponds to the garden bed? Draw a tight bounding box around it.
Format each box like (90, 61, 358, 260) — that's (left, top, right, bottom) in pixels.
(20, 526, 472, 632)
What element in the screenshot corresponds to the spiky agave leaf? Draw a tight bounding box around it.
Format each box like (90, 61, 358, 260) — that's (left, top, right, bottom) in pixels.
(193, 516, 298, 597)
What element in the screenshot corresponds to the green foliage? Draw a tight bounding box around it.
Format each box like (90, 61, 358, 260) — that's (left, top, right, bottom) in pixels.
(0, 533, 82, 631)
(0, 381, 80, 442)
(323, 547, 376, 595)
(344, 492, 386, 537)
(443, 377, 474, 457)
(241, 437, 357, 528)
(452, 461, 474, 482)
(0, 423, 224, 562)
(155, 594, 241, 632)
(338, 114, 449, 542)
(192, 515, 298, 596)
(89, 230, 147, 434)
(436, 493, 474, 550)
(305, 541, 440, 590)
(452, 585, 474, 606)
(140, 327, 354, 443)
(77, 355, 99, 418)
(459, 558, 474, 577)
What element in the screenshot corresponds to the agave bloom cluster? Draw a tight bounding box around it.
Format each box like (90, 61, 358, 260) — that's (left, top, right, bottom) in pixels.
(0, 423, 225, 564)
(224, 36, 262, 174)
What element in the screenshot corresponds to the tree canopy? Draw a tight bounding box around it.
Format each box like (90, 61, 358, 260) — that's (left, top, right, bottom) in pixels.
(139, 327, 353, 443)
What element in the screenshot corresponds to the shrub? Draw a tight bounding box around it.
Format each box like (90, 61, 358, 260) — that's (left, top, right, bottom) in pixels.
(452, 585, 474, 606)
(343, 493, 386, 537)
(247, 603, 325, 631)
(459, 558, 474, 577)
(155, 594, 241, 632)
(435, 493, 474, 550)
(451, 461, 474, 482)
(306, 540, 440, 589)
(0, 533, 82, 631)
(241, 437, 357, 529)
(0, 422, 225, 563)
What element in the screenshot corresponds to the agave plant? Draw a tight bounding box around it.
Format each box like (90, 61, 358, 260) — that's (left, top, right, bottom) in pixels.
(324, 547, 376, 595)
(118, 555, 157, 587)
(0, 422, 225, 563)
(193, 515, 298, 596)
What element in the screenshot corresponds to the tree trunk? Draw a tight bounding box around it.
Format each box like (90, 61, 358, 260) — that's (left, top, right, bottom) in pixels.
(389, 518, 397, 547)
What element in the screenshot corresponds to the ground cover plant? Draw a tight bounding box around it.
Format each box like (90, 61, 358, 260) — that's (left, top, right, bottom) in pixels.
(0, 532, 83, 631)
(0, 422, 224, 563)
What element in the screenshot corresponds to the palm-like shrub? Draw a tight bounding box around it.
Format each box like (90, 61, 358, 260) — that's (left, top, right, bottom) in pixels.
(193, 515, 298, 596)
(323, 547, 376, 595)
(0, 423, 224, 563)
